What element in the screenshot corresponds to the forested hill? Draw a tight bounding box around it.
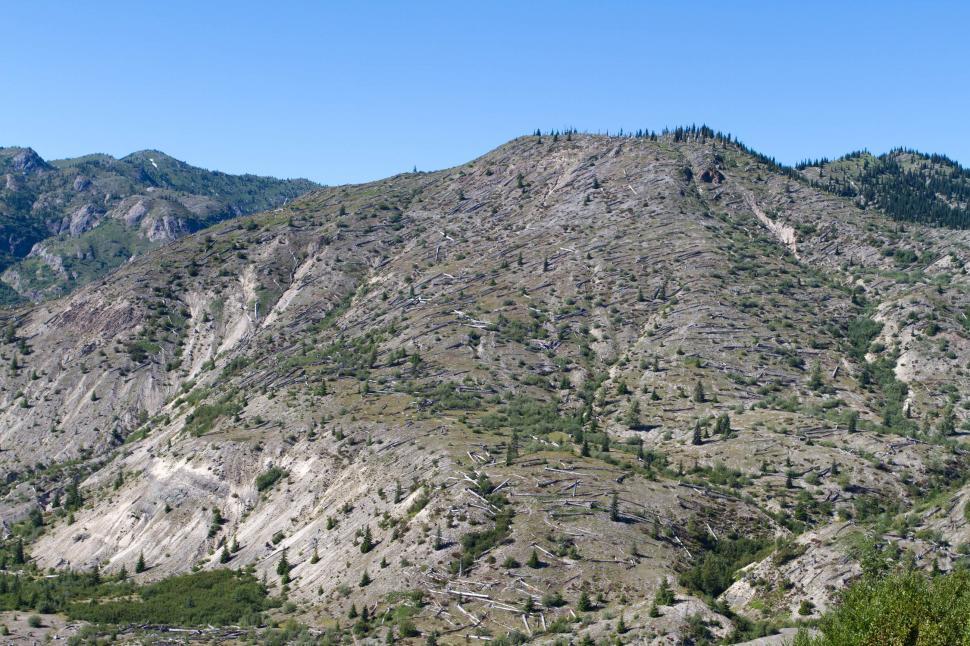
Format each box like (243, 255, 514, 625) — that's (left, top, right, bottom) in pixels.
(0, 146, 317, 303)
(799, 148, 970, 228)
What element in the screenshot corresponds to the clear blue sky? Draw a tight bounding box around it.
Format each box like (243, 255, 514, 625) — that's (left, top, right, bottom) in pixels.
(4, 1, 968, 185)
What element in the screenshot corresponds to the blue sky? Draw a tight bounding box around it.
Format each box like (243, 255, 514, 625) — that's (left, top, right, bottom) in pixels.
(4, 1, 968, 184)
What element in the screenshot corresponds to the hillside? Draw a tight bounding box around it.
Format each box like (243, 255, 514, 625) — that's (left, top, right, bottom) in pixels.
(798, 148, 970, 228)
(2, 131, 970, 643)
(0, 147, 318, 303)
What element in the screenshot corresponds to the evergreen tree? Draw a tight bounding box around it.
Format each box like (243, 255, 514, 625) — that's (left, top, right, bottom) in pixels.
(624, 400, 641, 429)
(220, 546, 231, 563)
(847, 411, 859, 433)
(600, 433, 610, 453)
(715, 413, 731, 435)
(692, 380, 706, 403)
(65, 479, 82, 511)
(577, 590, 592, 611)
(276, 549, 290, 576)
(527, 549, 542, 569)
(580, 438, 590, 457)
(610, 492, 620, 522)
(505, 432, 518, 466)
(359, 570, 372, 587)
(655, 577, 675, 605)
(360, 526, 374, 553)
(691, 422, 703, 446)
(135, 551, 146, 573)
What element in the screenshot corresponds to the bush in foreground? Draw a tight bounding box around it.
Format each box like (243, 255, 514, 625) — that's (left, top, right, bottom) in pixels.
(793, 568, 970, 645)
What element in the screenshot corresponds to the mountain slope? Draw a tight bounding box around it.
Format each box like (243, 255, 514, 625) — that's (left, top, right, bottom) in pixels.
(799, 148, 970, 228)
(0, 147, 318, 303)
(3, 132, 970, 642)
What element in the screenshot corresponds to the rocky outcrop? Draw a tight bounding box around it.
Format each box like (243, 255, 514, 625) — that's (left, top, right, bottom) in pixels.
(9, 148, 47, 174)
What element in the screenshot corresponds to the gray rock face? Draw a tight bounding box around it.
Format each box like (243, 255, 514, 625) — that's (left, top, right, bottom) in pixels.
(68, 204, 101, 236)
(72, 175, 91, 192)
(120, 198, 149, 227)
(9, 148, 46, 174)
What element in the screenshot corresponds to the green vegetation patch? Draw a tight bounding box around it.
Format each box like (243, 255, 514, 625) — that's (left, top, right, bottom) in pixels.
(255, 467, 286, 492)
(479, 397, 582, 438)
(794, 569, 970, 645)
(679, 534, 771, 600)
(183, 393, 243, 436)
(69, 570, 271, 626)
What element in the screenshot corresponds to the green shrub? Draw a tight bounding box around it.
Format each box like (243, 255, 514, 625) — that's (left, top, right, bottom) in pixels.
(68, 570, 271, 626)
(793, 569, 970, 645)
(183, 394, 243, 436)
(255, 467, 286, 492)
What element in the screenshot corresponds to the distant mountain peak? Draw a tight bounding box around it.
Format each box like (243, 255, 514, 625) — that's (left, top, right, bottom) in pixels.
(0, 146, 49, 174)
(0, 145, 319, 303)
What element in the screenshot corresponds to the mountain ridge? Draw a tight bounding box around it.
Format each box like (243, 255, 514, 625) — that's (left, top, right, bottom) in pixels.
(2, 131, 970, 643)
(0, 146, 319, 304)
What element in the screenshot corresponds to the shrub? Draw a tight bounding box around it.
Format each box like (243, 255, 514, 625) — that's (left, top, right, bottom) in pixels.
(793, 569, 970, 644)
(68, 570, 270, 626)
(255, 467, 286, 492)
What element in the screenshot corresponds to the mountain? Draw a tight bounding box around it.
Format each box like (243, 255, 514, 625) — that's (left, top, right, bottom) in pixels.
(798, 148, 970, 228)
(0, 147, 318, 303)
(2, 130, 970, 643)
